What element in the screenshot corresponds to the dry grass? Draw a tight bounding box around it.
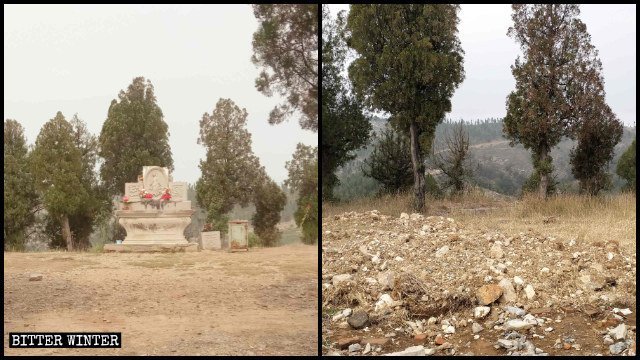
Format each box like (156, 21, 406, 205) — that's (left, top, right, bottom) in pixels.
(323, 190, 636, 253)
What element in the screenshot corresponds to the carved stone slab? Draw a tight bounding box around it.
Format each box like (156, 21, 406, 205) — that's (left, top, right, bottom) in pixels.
(201, 231, 221, 250)
(169, 182, 188, 202)
(125, 183, 142, 201)
(143, 166, 170, 197)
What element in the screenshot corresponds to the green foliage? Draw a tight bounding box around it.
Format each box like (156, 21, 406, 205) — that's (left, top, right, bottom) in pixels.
(570, 108, 623, 195)
(322, 6, 371, 200)
(362, 125, 413, 194)
(4, 119, 40, 250)
(424, 174, 443, 199)
(196, 98, 264, 232)
(41, 114, 110, 249)
(504, 5, 611, 198)
(347, 4, 465, 211)
(99, 77, 174, 197)
(252, 178, 286, 247)
(251, 4, 318, 131)
(248, 232, 259, 248)
(31, 112, 89, 250)
(285, 144, 318, 244)
(616, 139, 636, 191)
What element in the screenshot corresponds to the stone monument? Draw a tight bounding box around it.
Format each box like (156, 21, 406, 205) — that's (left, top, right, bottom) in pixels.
(104, 166, 196, 252)
(200, 231, 221, 250)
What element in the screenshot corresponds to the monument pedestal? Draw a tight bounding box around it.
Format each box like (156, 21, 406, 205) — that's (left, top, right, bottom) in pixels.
(103, 243, 198, 253)
(115, 209, 194, 245)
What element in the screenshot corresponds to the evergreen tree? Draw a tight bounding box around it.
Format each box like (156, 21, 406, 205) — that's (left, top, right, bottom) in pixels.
(31, 112, 88, 251)
(347, 4, 465, 211)
(570, 105, 623, 195)
(362, 125, 413, 194)
(504, 5, 609, 198)
(322, 6, 371, 200)
(99, 76, 173, 196)
(196, 98, 264, 231)
(43, 114, 109, 249)
(252, 178, 286, 246)
(4, 119, 40, 250)
(616, 139, 636, 191)
(285, 144, 317, 244)
(252, 4, 318, 131)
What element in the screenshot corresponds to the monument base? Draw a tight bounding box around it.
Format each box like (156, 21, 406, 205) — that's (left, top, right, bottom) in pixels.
(103, 243, 199, 253)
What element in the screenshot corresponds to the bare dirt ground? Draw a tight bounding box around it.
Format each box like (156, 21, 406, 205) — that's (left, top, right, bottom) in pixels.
(4, 244, 318, 356)
(322, 193, 636, 356)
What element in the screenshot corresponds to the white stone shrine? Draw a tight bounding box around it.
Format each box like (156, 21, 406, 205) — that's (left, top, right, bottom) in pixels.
(115, 166, 194, 246)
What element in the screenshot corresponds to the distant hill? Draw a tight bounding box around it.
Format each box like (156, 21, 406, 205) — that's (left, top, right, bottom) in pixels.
(334, 117, 636, 200)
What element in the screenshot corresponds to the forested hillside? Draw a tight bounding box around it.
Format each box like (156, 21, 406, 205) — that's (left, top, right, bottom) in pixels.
(335, 117, 636, 200)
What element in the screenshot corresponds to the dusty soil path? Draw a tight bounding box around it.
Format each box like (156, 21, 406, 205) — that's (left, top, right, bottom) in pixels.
(4, 244, 318, 356)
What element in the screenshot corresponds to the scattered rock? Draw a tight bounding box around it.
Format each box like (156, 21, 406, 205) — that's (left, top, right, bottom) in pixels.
(348, 343, 362, 352)
(474, 306, 491, 319)
(609, 342, 627, 355)
(427, 317, 438, 325)
(609, 323, 627, 341)
(337, 336, 360, 349)
(513, 276, 524, 287)
(414, 333, 428, 342)
(490, 243, 504, 259)
(361, 337, 389, 346)
(363, 343, 371, 355)
(504, 306, 526, 317)
(497, 339, 515, 349)
(524, 284, 536, 300)
(435, 335, 445, 345)
(343, 308, 352, 317)
(29, 274, 43, 281)
(498, 279, 517, 303)
(443, 325, 455, 334)
(375, 294, 400, 312)
(613, 308, 632, 316)
(504, 319, 534, 331)
(472, 322, 483, 334)
(477, 285, 503, 305)
(563, 343, 572, 350)
(603, 335, 614, 345)
(332, 274, 352, 286)
(384, 345, 426, 356)
(377, 271, 396, 290)
(348, 310, 369, 329)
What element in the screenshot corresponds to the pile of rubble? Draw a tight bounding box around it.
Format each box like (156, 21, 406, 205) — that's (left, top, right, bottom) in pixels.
(322, 211, 636, 356)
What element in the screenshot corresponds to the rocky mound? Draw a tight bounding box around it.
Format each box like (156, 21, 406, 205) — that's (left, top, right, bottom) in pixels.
(322, 211, 636, 356)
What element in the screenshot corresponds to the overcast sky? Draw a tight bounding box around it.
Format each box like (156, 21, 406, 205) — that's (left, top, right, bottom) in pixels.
(4, 4, 317, 186)
(328, 4, 636, 127)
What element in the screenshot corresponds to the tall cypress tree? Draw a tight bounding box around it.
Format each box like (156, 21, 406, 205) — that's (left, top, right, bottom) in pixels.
(322, 6, 371, 201)
(196, 98, 264, 231)
(31, 112, 88, 251)
(99, 77, 173, 196)
(504, 5, 615, 198)
(347, 4, 465, 211)
(4, 119, 40, 250)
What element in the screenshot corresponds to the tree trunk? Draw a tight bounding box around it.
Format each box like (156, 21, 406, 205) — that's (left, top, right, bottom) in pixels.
(61, 215, 73, 251)
(538, 150, 549, 199)
(409, 121, 426, 212)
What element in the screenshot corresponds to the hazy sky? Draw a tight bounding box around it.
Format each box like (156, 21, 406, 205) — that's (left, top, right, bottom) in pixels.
(4, 4, 317, 186)
(328, 4, 636, 127)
